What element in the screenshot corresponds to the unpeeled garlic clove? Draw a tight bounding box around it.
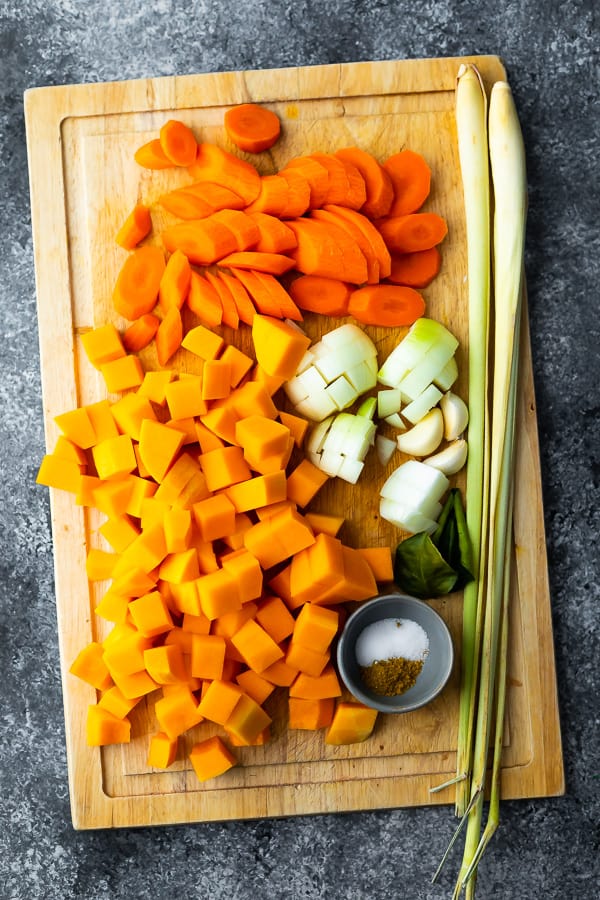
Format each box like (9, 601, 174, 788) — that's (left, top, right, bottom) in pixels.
(424, 438, 468, 475)
(440, 391, 469, 441)
(396, 408, 443, 457)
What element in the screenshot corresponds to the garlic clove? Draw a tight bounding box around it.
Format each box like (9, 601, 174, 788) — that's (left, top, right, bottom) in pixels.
(396, 408, 443, 457)
(424, 438, 468, 475)
(440, 391, 469, 441)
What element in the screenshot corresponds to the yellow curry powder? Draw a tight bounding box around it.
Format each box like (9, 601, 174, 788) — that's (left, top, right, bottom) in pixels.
(360, 656, 424, 697)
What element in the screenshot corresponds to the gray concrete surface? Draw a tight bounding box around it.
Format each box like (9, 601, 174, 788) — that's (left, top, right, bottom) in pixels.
(0, 1, 598, 898)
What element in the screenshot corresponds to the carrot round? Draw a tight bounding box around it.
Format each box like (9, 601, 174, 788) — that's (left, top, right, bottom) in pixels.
(113, 245, 166, 320)
(189, 143, 262, 204)
(159, 119, 198, 167)
(311, 208, 379, 284)
(115, 203, 152, 249)
(134, 139, 174, 170)
(224, 103, 281, 153)
(287, 217, 368, 285)
(217, 251, 295, 276)
(122, 314, 160, 352)
(245, 175, 290, 216)
(377, 213, 448, 253)
(283, 156, 330, 208)
(247, 212, 298, 254)
(289, 275, 351, 317)
(277, 169, 311, 218)
(159, 189, 214, 220)
(186, 270, 223, 327)
(347, 284, 425, 327)
(335, 147, 394, 219)
(162, 218, 238, 266)
(387, 247, 442, 287)
(383, 150, 432, 216)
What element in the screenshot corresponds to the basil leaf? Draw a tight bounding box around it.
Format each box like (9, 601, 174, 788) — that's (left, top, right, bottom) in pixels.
(433, 489, 474, 589)
(394, 531, 458, 599)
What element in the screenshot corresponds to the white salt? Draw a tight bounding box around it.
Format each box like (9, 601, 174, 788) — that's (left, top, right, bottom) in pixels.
(355, 617, 429, 667)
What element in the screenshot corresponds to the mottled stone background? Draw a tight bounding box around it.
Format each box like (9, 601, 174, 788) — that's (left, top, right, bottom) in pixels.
(1, 1, 598, 898)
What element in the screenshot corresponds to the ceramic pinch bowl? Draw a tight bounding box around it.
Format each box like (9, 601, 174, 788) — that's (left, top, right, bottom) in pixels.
(336, 592, 454, 713)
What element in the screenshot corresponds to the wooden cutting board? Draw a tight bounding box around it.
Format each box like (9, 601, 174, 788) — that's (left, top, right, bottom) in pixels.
(25, 55, 564, 830)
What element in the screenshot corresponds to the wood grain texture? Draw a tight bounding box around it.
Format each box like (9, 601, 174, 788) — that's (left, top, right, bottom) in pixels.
(24, 55, 564, 830)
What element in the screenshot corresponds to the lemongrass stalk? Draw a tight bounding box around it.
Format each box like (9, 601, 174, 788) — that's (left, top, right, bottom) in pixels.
(454, 81, 527, 897)
(452, 63, 491, 818)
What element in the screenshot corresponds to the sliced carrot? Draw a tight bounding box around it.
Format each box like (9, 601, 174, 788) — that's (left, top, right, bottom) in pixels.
(162, 218, 238, 266)
(335, 147, 394, 219)
(159, 249, 192, 311)
(347, 284, 425, 327)
(189, 143, 261, 205)
(158, 189, 215, 220)
(277, 169, 311, 218)
(224, 103, 281, 153)
(113, 245, 165, 320)
(287, 217, 368, 285)
(229, 268, 281, 318)
(217, 251, 295, 276)
(186, 270, 223, 327)
(383, 149, 431, 216)
(322, 205, 392, 279)
(122, 314, 160, 352)
(387, 247, 442, 287)
(309, 152, 353, 206)
(217, 271, 256, 326)
(311, 208, 379, 283)
(183, 182, 246, 211)
(159, 119, 198, 167)
(288, 274, 351, 316)
(252, 271, 303, 321)
(204, 271, 240, 330)
(155, 306, 183, 365)
(247, 212, 298, 253)
(334, 156, 368, 210)
(283, 156, 329, 208)
(115, 203, 152, 249)
(377, 212, 448, 253)
(244, 175, 290, 216)
(209, 209, 260, 251)
(134, 139, 174, 170)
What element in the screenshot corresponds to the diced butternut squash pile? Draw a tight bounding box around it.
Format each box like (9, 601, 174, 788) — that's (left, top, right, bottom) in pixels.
(38, 312, 394, 780)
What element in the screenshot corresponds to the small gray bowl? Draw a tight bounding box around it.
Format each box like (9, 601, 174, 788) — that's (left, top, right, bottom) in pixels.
(336, 593, 454, 713)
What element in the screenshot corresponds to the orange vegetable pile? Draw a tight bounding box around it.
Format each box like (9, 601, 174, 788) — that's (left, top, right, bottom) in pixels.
(37, 105, 446, 782)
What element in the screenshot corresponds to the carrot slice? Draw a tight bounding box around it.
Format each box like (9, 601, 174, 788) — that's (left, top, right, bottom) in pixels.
(113, 245, 165, 320)
(377, 213, 448, 253)
(283, 156, 329, 208)
(224, 103, 281, 153)
(229, 269, 282, 318)
(162, 218, 238, 266)
(308, 153, 351, 206)
(184, 182, 246, 210)
(322, 205, 392, 280)
(383, 149, 431, 216)
(335, 147, 394, 219)
(217, 271, 256, 326)
(159, 120, 198, 167)
(289, 275, 351, 317)
(186, 270, 223, 327)
(159, 249, 192, 311)
(277, 169, 311, 217)
(217, 251, 295, 276)
(204, 271, 240, 329)
(247, 212, 298, 253)
(387, 247, 441, 287)
(245, 175, 290, 216)
(155, 306, 183, 365)
(159, 189, 214, 220)
(347, 284, 425, 327)
(189, 143, 261, 205)
(287, 217, 368, 285)
(122, 314, 160, 352)
(115, 204, 152, 249)
(311, 208, 379, 284)
(334, 156, 367, 210)
(252, 271, 303, 321)
(134, 139, 174, 170)
(209, 209, 260, 251)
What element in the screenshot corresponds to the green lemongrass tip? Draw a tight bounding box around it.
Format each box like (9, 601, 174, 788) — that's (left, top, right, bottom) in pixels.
(453, 62, 491, 817)
(453, 82, 527, 893)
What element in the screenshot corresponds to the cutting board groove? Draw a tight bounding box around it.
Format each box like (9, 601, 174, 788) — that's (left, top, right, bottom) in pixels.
(25, 55, 564, 829)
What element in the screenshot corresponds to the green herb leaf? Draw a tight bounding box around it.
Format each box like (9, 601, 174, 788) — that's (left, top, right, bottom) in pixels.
(433, 489, 475, 589)
(394, 531, 458, 598)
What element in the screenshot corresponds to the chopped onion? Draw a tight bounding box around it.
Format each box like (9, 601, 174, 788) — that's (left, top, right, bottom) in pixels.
(379, 459, 449, 533)
(375, 434, 396, 465)
(308, 410, 376, 484)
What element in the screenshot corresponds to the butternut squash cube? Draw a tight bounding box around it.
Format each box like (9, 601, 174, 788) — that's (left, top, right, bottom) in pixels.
(100, 354, 144, 393)
(288, 697, 334, 730)
(325, 701, 378, 745)
(86, 704, 131, 746)
(143, 644, 188, 684)
(147, 732, 178, 768)
(128, 590, 174, 637)
(224, 692, 272, 745)
(98, 685, 141, 718)
(69, 641, 112, 691)
(190, 634, 227, 681)
(197, 679, 243, 726)
(189, 735, 237, 782)
(81, 323, 126, 369)
(251, 314, 311, 379)
(92, 434, 137, 480)
(231, 618, 284, 673)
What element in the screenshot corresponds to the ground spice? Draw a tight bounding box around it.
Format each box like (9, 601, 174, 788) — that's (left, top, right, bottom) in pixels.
(360, 656, 424, 697)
